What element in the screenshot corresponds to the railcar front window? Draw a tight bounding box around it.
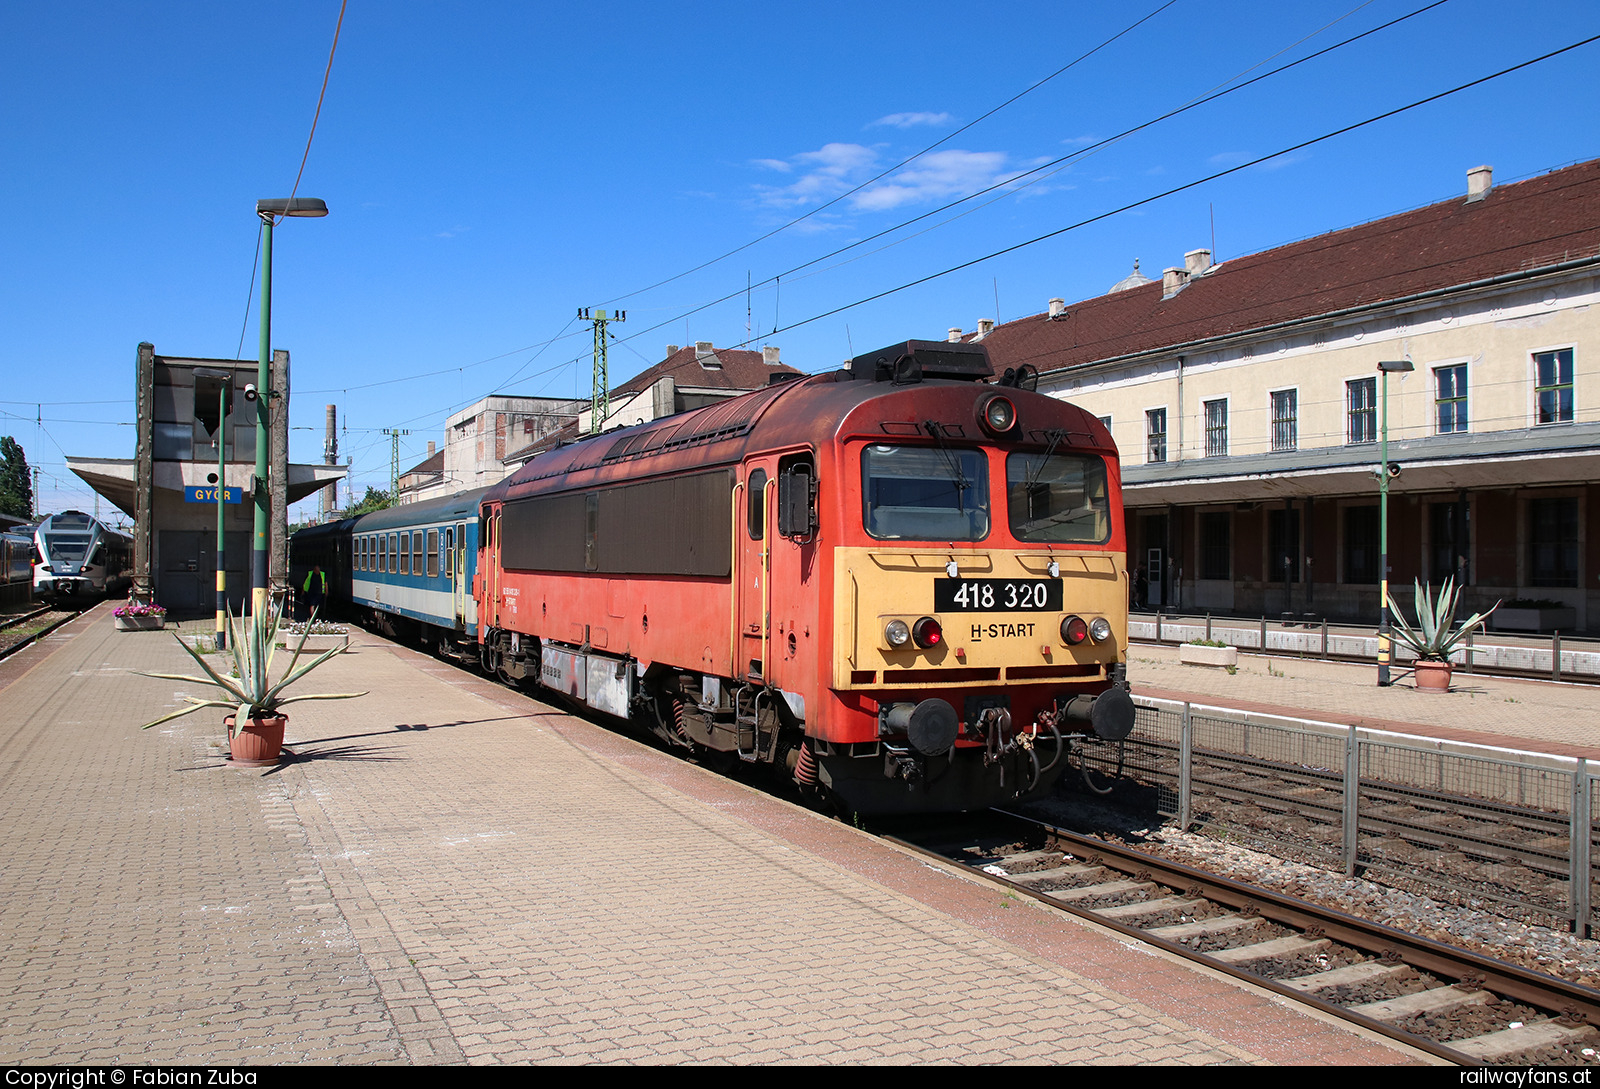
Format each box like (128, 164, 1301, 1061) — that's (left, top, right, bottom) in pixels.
(43, 533, 90, 562)
(1006, 453, 1111, 543)
(861, 445, 989, 541)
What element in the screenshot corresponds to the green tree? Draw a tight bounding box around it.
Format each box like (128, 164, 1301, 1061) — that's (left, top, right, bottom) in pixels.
(0, 437, 33, 520)
(345, 486, 392, 516)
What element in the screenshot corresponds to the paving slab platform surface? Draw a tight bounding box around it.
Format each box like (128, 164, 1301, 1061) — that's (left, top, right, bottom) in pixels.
(0, 604, 1439, 1065)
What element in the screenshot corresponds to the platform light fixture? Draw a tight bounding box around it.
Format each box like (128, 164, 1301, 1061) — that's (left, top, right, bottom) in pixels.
(252, 197, 329, 613)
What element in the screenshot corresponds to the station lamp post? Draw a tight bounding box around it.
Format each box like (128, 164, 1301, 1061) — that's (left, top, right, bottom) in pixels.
(1376, 358, 1414, 686)
(252, 197, 328, 615)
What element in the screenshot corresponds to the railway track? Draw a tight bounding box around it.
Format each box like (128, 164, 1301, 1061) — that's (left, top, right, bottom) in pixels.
(1088, 732, 1581, 925)
(881, 811, 1600, 1066)
(0, 607, 82, 662)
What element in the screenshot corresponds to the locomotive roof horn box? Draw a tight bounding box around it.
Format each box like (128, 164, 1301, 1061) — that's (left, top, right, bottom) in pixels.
(849, 340, 993, 384)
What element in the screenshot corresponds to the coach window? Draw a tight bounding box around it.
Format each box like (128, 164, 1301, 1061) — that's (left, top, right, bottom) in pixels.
(862, 444, 989, 541)
(747, 469, 768, 539)
(390, 533, 399, 574)
(427, 529, 440, 578)
(413, 531, 424, 577)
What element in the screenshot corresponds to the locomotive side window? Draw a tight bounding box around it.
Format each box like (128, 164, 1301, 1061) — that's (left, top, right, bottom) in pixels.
(1005, 452, 1111, 543)
(861, 445, 989, 541)
(747, 469, 768, 540)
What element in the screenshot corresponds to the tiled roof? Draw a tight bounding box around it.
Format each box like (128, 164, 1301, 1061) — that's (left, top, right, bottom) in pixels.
(402, 449, 443, 476)
(980, 159, 1600, 375)
(612, 345, 802, 397)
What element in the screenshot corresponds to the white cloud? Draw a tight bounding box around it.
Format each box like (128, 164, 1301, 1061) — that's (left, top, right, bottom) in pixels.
(751, 158, 791, 173)
(870, 111, 952, 129)
(851, 149, 1022, 212)
(754, 142, 880, 208)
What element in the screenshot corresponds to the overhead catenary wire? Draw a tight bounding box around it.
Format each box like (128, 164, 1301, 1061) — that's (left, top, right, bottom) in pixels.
(714, 32, 1600, 357)
(607, 0, 1458, 356)
(600, 0, 1183, 307)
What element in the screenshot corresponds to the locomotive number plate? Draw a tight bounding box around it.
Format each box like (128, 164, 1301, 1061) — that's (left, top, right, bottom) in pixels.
(934, 578, 1062, 612)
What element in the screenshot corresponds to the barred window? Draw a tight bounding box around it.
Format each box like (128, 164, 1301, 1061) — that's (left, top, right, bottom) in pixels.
(1271, 390, 1297, 452)
(1347, 378, 1376, 444)
(1203, 399, 1228, 457)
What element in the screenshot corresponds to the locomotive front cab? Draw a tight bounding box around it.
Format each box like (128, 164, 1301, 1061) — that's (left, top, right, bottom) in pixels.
(816, 342, 1132, 814)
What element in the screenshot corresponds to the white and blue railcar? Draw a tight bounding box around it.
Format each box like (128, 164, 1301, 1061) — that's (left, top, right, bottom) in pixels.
(295, 488, 486, 659)
(32, 511, 132, 601)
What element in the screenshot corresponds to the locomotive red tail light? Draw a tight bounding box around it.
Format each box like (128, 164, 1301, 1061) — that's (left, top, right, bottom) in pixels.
(1060, 615, 1088, 645)
(912, 616, 942, 648)
(976, 392, 1018, 436)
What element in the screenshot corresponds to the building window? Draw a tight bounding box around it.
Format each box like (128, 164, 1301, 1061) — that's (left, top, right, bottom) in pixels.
(1535, 349, 1574, 424)
(1347, 377, 1376, 444)
(1528, 497, 1578, 587)
(1270, 390, 1297, 452)
(1200, 512, 1230, 580)
(1344, 505, 1379, 583)
(1435, 364, 1468, 433)
(1203, 399, 1228, 457)
(1146, 408, 1167, 464)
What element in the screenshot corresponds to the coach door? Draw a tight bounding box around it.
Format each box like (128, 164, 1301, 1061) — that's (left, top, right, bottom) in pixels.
(486, 507, 503, 631)
(737, 461, 777, 681)
(454, 521, 468, 627)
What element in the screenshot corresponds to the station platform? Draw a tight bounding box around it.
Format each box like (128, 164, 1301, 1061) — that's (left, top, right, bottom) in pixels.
(0, 603, 1453, 1065)
(1128, 638, 1600, 761)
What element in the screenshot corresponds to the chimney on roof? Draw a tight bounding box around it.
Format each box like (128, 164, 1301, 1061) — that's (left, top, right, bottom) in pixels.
(695, 341, 720, 369)
(1162, 266, 1189, 299)
(1047, 298, 1066, 319)
(1466, 164, 1493, 203)
(1184, 248, 1212, 276)
(976, 318, 995, 338)
(948, 327, 962, 343)
(667, 344, 679, 356)
(762, 345, 780, 366)
(427, 441, 435, 458)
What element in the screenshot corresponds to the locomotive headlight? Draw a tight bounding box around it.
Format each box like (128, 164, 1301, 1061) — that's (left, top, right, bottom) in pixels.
(885, 619, 911, 647)
(1060, 615, 1088, 645)
(1089, 617, 1113, 644)
(911, 616, 943, 649)
(976, 392, 1018, 437)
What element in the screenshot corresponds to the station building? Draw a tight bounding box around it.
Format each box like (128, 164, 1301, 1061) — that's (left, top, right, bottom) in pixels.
(974, 160, 1600, 630)
(66, 343, 345, 614)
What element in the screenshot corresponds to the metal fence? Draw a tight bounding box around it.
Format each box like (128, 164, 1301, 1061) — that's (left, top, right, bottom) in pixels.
(1076, 696, 1596, 934)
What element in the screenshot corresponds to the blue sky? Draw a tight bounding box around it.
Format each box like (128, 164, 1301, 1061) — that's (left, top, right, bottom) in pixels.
(2, 0, 1596, 523)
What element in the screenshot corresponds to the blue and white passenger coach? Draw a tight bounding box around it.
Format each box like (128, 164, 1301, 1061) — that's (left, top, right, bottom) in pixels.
(293, 488, 485, 659)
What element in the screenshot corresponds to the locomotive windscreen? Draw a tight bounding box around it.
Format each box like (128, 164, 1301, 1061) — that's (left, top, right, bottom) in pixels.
(501, 469, 733, 577)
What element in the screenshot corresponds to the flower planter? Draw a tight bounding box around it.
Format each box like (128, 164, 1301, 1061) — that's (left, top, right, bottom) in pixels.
(277, 634, 348, 653)
(1179, 642, 1237, 668)
(225, 714, 287, 767)
(1413, 659, 1453, 692)
(115, 614, 165, 631)
(1493, 607, 1576, 633)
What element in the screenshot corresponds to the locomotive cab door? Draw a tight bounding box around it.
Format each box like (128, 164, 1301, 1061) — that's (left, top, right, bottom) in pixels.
(737, 463, 777, 682)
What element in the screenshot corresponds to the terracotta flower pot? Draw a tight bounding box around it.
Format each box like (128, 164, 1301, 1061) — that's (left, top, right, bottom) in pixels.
(225, 714, 287, 766)
(1413, 659, 1452, 693)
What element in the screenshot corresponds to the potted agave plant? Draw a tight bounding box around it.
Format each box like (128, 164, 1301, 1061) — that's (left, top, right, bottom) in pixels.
(1388, 577, 1498, 692)
(138, 603, 366, 766)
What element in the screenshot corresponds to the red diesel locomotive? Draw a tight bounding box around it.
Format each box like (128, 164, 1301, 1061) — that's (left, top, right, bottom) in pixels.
(476, 340, 1133, 813)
